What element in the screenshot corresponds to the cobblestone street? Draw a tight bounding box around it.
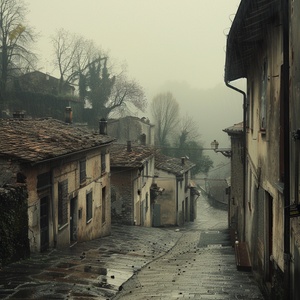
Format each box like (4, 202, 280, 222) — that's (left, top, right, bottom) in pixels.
(0, 194, 265, 299)
(113, 195, 265, 299)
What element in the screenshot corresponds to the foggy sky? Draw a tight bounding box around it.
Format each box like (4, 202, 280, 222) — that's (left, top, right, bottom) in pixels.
(28, 0, 243, 157)
(28, 0, 240, 92)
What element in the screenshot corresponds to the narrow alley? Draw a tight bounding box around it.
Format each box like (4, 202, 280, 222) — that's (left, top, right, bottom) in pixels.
(0, 194, 265, 299)
(113, 194, 265, 299)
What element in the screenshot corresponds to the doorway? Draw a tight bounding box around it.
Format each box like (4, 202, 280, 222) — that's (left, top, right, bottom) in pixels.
(40, 196, 49, 252)
(70, 197, 77, 243)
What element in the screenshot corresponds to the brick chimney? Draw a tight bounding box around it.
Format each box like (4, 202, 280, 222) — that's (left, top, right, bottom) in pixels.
(140, 133, 146, 146)
(127, 141, 132, 152)
(65, 107, 72, 123)
(99, 118, 107, 135)
(181, 157, 185, 165)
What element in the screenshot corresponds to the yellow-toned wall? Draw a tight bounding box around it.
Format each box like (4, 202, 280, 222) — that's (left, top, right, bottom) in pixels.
(24, 146, 111, 252)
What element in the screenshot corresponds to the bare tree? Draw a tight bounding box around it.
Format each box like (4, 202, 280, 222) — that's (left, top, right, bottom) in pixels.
(0, 0, 36, 99)
(176, 113, 201, 147)
(150, 92, 179, 147)
(51, 29, 98, 94)
(108, 73, 146, 117)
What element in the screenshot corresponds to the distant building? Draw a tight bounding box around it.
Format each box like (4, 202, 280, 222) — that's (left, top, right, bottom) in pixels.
(12, 70, 75, 96)
(110, 142, 155, 227)
(0, 117, 114, 252)
(108, 116, 155, 145)
(154, 153, 197, 226)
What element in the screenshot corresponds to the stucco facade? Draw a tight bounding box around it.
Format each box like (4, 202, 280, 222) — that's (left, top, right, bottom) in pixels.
(0, 118, 114, 253)
(223, 0, 300, 297)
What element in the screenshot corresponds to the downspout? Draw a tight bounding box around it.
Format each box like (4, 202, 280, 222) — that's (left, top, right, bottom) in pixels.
(176, 176, 179, 226)
(282, 0, 290, 297)
(225, 81, 247, 242)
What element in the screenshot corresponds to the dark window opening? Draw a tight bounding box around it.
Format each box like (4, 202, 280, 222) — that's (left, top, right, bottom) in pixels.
(80, 160, 86, 185)
(37, 172, 51, 190)
(102, 187, 106, 224)
(86, 191, 93, 223)
(58, 180, 68, 228)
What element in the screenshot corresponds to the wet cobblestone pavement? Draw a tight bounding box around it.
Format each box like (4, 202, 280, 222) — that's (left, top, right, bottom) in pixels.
(0, 195, 265, 299)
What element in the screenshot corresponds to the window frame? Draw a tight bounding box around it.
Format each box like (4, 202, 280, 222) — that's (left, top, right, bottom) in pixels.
(86, 190, 93, 223)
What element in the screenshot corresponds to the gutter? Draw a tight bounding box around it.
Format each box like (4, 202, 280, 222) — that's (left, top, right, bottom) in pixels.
(225, 81, 247, 242)
(30, 141, 114, 166)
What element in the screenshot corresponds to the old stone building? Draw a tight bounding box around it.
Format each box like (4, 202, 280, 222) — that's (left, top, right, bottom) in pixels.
(0, 117, 114, 252)
(110, 142, 155, 227)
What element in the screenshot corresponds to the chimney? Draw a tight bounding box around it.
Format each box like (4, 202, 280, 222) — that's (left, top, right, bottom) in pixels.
(99, 118, 107, 135)
(65, 107, 72, 123)
(140, 133, 146, 146)
(127, 141, 132, 152)
(181, 157, 185, 165)
(13, 111, 25, 119)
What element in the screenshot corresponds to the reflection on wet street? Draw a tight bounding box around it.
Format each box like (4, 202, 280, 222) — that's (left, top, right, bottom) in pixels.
(0, 194, 264, 299)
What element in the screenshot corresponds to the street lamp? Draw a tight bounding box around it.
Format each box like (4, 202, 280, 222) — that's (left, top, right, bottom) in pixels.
(211, 140, 232, 158)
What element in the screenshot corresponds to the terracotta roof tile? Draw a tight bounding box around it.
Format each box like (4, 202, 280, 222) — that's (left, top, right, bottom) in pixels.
(0, 118, 114, 163)
(110, 143, 154, 168)
(155, 152, 195, 175)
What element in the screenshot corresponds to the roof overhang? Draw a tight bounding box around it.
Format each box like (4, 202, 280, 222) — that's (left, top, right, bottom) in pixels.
(224, 0, 281, 82)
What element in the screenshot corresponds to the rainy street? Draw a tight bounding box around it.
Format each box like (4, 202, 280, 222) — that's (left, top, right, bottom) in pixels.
(0, 194, 264, 299)
(112, 194, 265, 300)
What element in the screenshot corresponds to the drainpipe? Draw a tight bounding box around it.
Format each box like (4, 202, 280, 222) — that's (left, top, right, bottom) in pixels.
(225, 81, 247, 242)
(282, 0, 290, 297)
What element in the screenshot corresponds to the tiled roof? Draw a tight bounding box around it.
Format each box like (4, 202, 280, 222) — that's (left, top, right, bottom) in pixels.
(223, 122, 243, 135)
(0, 118, 114, 164)
(110, 143, 154, 168)
(155, 153, 195, 175)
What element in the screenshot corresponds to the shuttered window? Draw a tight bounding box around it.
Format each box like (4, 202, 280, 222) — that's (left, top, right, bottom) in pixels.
(58, 180, 68, 228)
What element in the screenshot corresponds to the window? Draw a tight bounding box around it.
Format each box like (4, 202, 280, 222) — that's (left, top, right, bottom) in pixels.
(80, 160, 86, 185)
(185, 171, 189, 190)
(101, 152, 106, 174)
(260, 58, 268, 131)
(37, 172, 51, 190)
(145, 192, 149, 211)
(102, 187, 106, 224)
(86, 191, 93, 223)
(58, 180, 68, 228)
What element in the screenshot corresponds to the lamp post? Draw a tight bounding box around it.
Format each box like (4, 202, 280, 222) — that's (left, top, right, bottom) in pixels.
(210, 140, 232, 158)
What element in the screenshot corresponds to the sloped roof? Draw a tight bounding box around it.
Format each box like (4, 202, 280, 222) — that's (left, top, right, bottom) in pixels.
(223, 122, 243, 135)
(225, 0, 281, 82)
(0, 118, 114, 164)
(110, 143, 154, 168)
(155, 153, 195, 176)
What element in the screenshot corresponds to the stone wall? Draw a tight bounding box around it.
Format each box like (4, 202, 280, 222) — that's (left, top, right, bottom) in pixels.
(0, 185, 29, 266)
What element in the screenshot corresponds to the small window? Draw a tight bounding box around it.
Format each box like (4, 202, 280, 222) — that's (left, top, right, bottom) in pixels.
(80, 160, 86, 184)
(145, 192, 149, 211)
(86, 191, 93, 223)
(58, 180, 68, 228)
(37, 172, 51, 190)
(102, 187, 106, 224)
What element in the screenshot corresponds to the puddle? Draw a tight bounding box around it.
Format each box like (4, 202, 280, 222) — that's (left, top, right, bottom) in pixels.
(56, 262, 77, 269)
